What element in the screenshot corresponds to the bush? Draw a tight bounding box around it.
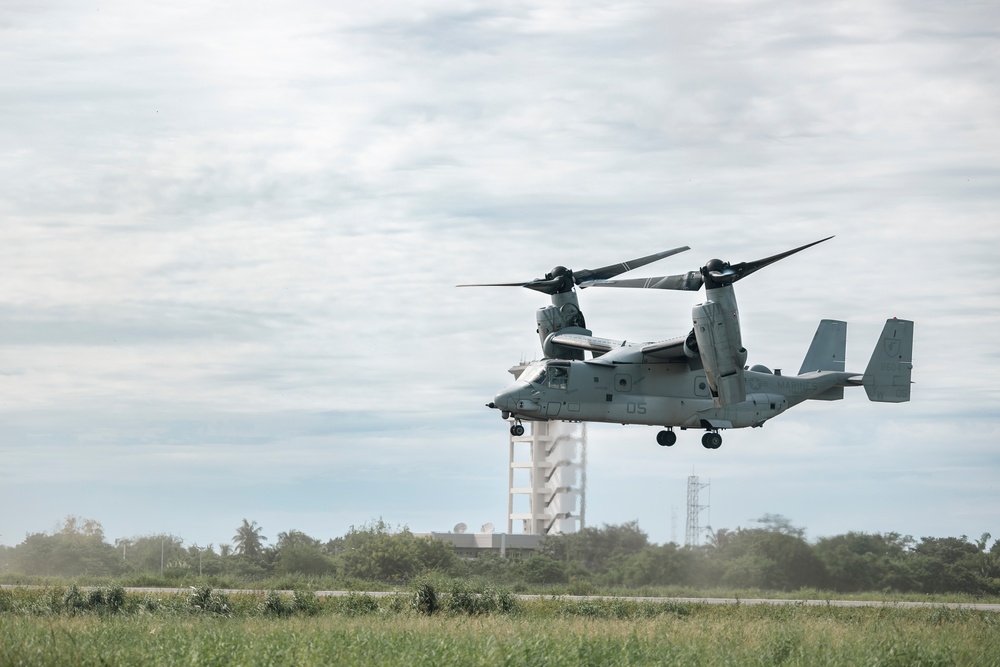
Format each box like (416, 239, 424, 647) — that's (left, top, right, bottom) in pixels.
(338, 592, 380, 616)
(292, 589, 321, 616)
(413, 580, 439, 615)
(556, 598, 690, 620)
(482, 586, 519, 615)
(104, 585, 126, 613)
(187, 586, 231, 615)
(261, 590, 291, 617)
(62, 585, 126, 615)
(446, 582, 518, 616)
(520, 555, 568, 584)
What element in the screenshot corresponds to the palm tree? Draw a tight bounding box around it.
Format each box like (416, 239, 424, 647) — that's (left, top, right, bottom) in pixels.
(706, 527, 734, 550)
(232, 519, 267, 559)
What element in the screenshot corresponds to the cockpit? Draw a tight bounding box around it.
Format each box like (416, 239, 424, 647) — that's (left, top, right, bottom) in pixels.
(519, 361, 570, 390)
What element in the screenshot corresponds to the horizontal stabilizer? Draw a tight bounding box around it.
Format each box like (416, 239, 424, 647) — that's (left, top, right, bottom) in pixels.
(863, 318, 914, 402)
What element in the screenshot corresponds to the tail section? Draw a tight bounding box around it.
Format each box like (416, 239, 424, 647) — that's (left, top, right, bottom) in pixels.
(799, 319, 847, 374)
(799, 320, 847, 400)
(862, 318, 913, 402)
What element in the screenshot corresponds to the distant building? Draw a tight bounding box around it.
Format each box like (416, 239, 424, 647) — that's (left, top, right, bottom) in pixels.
(415, 532, 543, 559)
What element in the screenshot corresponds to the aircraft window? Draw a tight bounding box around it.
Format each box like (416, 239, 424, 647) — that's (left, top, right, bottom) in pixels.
(521, 366, 546, 385)
(547, 366, 568, 390)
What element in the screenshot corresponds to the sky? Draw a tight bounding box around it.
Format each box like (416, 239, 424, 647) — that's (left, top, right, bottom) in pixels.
(1, 0, 998, 550)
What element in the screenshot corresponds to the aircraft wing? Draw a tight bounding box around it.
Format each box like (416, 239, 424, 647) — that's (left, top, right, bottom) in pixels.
(548, 333, 632, 353)
(550, 333, 690, 363)
(639, 335, 689, 360)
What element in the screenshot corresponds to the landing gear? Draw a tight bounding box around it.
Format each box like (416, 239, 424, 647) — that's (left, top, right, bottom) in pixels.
(510, 422, 525, 437)
(656, 430, 677, 447)
(701, 432, 722, 449)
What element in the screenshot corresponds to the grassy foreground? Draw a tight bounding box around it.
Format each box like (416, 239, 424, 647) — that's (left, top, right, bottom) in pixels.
(2, 588, 999, 666)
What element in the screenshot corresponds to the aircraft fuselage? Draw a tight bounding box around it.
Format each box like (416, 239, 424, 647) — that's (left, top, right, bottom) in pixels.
(493, 359, 852, 430)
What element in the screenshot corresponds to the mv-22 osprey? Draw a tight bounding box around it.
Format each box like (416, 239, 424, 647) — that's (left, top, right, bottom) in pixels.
(461, 237, 913, 449)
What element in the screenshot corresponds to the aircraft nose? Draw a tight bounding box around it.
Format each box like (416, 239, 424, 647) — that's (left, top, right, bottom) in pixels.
(493, 387, 518, 412)
(493, 384, 541, 414)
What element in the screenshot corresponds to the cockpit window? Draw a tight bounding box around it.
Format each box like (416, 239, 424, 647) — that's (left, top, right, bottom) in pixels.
(547, 365, 568, 389)
(520, 363, 569, 389)
(520, 366, 547, 385)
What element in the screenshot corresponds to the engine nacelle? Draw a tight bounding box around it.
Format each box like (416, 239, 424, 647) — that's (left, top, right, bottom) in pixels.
(683, 328, 700, 358)
(537, 293, 592, 360)
(692, 299, 747, 405)
(536, 305, 567, 341)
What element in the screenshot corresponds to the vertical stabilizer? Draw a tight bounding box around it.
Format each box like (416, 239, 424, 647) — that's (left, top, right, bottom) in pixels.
(799, 319, 847, 374)
(863, 318, 913, 402)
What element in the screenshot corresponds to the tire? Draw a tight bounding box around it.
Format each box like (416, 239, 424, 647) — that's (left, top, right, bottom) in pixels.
(656, 430, 677, 447)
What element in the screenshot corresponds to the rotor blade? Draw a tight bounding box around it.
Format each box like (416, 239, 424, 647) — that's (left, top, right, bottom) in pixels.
(456, 279, 567, 295)
(456, 282, 530, 288)
(718, 236, 834, 286)
(521, 278, 566, 294)
(588, 271, 704, 291)
(574, 246, 690, 284)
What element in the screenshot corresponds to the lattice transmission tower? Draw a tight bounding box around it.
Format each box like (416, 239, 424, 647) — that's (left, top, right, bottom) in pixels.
(685, 475, 710, 547)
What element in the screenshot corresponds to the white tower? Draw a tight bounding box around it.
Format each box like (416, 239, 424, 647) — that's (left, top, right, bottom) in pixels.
(507, 420, 587, 535)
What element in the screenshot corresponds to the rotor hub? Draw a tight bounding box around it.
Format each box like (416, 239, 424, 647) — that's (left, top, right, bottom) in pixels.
(705, 258, 727, 273)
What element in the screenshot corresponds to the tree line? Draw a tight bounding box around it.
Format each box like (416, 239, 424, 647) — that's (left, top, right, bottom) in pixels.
(1, 515, 998, 596)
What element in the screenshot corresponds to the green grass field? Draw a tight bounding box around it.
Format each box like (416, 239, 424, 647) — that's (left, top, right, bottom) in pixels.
(2, 587, 998, 666)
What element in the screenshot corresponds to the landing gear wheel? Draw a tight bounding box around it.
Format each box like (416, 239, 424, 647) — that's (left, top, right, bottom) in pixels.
(510, 423, 525, 437)
(701, 432, 722, 449)
(656, 430, 677, 447)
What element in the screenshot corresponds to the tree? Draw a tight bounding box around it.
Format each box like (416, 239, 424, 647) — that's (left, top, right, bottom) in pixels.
(753, 514, 806, 539)
(706, 528, 735, 551)
(616, 543, 699, 587)
(976, 533, 1000, 583)
(232, 519, 267, 560)
(118, 534, 186, 577)
(273, 529, 335, 576)
(183, 544, 223, 577)
(519, 554, 568, 584)
(275, 530, 319, 550)
(539, 521, 649, 574)
(9, 516, 122, 577)
(905, 536, 993, 595)
(336, 519, 459, 583)
(717, 528, 827, 590)
(813, 532, 913, 592)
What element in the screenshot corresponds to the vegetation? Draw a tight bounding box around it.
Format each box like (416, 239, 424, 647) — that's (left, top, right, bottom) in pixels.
(2, 516, 999, 599)
(0, 586, 998, 666)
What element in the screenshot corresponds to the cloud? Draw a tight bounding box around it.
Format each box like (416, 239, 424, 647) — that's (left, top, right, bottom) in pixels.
(0, 0, 998, 547)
